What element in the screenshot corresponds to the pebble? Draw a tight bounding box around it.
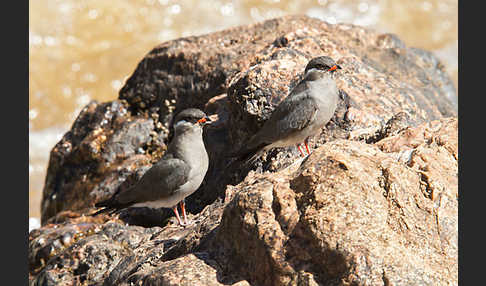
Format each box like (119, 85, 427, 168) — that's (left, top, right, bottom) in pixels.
(61, 233, 73, 246)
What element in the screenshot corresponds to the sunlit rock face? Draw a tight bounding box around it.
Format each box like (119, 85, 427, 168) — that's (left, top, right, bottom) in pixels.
(29, 14, 457, 286)
(29, 0, 457, 224)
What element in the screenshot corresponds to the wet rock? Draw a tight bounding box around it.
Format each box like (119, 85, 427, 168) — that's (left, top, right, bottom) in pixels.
(102, 118, 155, 163)
(29, 221, 157, 284)
(30, 197, 232, 285)
(40, 99, 167, 223)
(33, 15, 457, 286)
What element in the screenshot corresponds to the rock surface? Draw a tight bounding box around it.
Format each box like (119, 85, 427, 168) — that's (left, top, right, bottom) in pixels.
(32, 15, 457, 285)
(212, 118, 457, 285)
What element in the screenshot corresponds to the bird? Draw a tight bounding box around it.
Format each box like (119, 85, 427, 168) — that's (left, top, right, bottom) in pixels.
(93, 108, 211, 226)
(235, 56, 342, 163)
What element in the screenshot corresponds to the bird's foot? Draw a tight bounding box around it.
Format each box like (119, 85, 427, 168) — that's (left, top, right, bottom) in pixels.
(169, 218, 192, 227)
(304, 138, 311, 156)
(296, 144, 306, 157)
(167, 223, 181, 228)
(183, 219, 194, 226)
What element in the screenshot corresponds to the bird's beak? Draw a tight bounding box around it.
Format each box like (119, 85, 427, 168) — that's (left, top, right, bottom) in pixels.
(197, 116, 212, 125)
(328, 65, 341, 72)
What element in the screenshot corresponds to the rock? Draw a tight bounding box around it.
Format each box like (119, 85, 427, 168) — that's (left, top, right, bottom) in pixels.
(212, 118, 457, 285)
(41, 100, 166, 223)
(225, 20, 456, 155)
(30, 117, 457, 285)
(136, 253, 250, 286)
(30, 197, 248, 285)
(41, 15, 457, 224)
(33, 15, 457, 285)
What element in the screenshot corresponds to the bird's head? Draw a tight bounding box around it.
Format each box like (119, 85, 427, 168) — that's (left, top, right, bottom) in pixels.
(173, 108, 211, 134)
(304, 56, 342, 75)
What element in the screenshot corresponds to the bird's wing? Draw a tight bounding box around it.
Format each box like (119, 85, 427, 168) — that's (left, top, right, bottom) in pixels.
(111, 157, 191, 205)
(248, 80, 318, 147)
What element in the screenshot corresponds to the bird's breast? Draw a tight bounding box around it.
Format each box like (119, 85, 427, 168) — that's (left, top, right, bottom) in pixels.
(177, 137, 209, 195)
(308, 79, 339, 123)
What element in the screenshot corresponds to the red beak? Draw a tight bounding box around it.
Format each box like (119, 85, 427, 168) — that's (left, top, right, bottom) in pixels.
(197, 117, 207, 124)
(328, 65, 338, 72)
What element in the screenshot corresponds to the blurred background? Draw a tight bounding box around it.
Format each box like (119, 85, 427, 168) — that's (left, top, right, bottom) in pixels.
(29, 0, 458, 231)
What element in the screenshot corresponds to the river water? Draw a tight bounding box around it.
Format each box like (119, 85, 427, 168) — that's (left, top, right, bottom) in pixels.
(29, 0, 458, 230)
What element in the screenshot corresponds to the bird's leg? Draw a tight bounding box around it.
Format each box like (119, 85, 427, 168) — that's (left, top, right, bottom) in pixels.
(172, 205, 184, 226)
(296, 144, 305, 157)
(304, 137, 311, 155)
(180, 200, 188, 226)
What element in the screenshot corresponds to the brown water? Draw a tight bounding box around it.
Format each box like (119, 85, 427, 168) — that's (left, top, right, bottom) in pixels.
(29, 0, 457, 228)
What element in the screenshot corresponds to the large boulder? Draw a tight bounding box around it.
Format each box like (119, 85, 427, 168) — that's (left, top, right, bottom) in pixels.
(212, 117, 457, 285)
(40, 15, 456, 224)
(31, 15, 457, 285)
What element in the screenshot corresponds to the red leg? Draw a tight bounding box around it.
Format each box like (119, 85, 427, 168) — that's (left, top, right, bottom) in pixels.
(180, 200, 188, 225)
(172, 205, 183, 225)
(296, 144, 305, 157)
(304, 138, 311, 155)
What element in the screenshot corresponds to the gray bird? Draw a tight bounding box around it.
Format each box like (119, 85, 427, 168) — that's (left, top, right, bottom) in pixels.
(237, 56, 342, 162)
(94, 108, 211, 226)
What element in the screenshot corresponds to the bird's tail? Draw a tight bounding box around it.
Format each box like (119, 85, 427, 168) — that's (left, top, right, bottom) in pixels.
(90, 206, 116, 216)
(91, 198, 129, 216)
(243, 149, 266, 166)
(226, 143, 269, 168)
